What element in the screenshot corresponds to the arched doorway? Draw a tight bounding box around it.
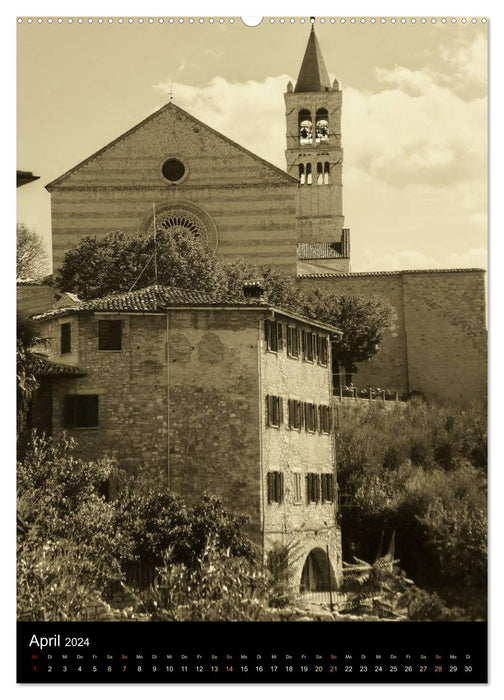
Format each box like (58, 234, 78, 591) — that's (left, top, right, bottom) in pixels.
(300, 547, 336, 592)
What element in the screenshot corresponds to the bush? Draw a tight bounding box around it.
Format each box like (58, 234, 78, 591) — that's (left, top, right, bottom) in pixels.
(336, 400, 487, 609)
(140, 543, 272, 621)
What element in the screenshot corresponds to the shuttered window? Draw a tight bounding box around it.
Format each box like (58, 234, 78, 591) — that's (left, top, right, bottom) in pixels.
(318, 405, 332, 434)
(64, 395, 99, 428)
(304, 402, 317, 432)
(287, 326, 300, 358)
(288, 399, 303, 430)
(98, 320, 122, 351)
(317, 335, 328, 365)
(60, 322, 71, 355)
(266, 395, 283, 427)
(293, 473, 302, 504)
(265, 319, 283, 352)
(306, 473, 321, 504)
(321, 474, 335, 503)
(267, 471, 284, 504)
(302, 330, 315, 362)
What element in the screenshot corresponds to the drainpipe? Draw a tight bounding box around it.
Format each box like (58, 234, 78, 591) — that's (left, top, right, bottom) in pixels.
(258, 317, 266, 569)
(166, 313, 171, 489)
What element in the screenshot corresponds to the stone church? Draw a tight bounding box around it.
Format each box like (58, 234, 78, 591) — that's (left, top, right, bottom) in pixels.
(44, 27, 486, 403)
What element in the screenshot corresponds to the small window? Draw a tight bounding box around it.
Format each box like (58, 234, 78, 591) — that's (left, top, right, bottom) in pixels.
(317, 335, 328, 365)
(306, 473, 321, 504)
(288, 399, 303, 430)
(306, 162, 312, 186)
(266, 395, 283, 428)
(302, 331, 315, 362)
(162, 158, 185, 182)
(304, 402, 317, 433)
(265, 319, 283, 353)
(287, 326, 300, 358)
(298, 163, 305, 185)
(321, 474, 334, 503)
(64, 395, 99, 428)
(99, 320, 122, 351)
(317, 162, 323, 185)
(267, 471, 284, 504)
(60, 322, 71, 355)
(319, 405, 332, 434)
(293, 473, 302, 504)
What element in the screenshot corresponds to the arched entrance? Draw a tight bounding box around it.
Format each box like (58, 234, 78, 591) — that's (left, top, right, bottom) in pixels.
(300, 547, 336, 592)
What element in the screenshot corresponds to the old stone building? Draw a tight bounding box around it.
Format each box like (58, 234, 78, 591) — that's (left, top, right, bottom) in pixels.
(33, 284, 342, 591)
(42, 26, 486, 402)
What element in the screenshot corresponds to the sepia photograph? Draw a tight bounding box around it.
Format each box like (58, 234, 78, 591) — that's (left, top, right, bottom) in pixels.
(16, 15, 487, 631)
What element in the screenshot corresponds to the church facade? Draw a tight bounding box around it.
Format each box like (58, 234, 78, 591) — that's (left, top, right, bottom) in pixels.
(45, 27, 486, 404)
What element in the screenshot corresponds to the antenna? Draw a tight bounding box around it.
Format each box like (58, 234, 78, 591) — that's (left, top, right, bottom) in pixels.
(169, 80, 174, 103)
(153, 203, 158, 285)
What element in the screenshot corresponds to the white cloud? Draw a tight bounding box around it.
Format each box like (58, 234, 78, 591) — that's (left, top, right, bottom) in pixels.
(153, 33, 486, 272)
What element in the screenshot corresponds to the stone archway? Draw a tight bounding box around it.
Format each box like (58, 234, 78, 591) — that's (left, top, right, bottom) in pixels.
(300, 547, 336, 593)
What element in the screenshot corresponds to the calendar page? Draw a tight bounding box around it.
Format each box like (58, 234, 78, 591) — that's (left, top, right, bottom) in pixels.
(16, 14, 487, 684)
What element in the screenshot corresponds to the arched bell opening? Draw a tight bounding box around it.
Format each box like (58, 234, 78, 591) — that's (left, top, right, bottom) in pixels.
(298, 109, 313, 145)
(315, 108, 329, 142)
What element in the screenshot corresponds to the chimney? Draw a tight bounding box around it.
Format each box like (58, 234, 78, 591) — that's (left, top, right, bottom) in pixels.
(242, 279, 265, 301)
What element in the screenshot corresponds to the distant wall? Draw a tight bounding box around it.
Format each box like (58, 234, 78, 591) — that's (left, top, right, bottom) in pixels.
(299, 269, 487, 403)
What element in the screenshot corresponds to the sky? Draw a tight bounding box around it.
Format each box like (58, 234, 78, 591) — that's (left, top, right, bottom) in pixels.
(17, 17, 487, 273)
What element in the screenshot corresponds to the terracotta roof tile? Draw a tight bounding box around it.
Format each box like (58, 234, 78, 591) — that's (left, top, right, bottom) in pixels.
(298, 268, 486, 279)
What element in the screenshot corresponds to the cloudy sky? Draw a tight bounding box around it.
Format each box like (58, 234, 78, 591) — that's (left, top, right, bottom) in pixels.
(17, 17, 487, 272)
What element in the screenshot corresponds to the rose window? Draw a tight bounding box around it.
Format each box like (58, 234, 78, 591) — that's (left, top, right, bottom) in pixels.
(150, 208, 208, 242)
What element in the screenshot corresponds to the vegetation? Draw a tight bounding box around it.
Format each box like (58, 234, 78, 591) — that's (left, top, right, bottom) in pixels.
(336, 399, 487, 618)
(57, 229, 392, 382)
(302, 290, 393, 385)
(17, 434, 260, 621)
(17, 223, 48, 280)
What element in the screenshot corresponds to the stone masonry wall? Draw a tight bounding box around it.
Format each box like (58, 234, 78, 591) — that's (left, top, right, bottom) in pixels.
(299, 270, 487, 403)
(39, 309, 264, 542)
(260, 313, 341, 586)
(166, 309, 262, 541)
(48, 104, 297, 272)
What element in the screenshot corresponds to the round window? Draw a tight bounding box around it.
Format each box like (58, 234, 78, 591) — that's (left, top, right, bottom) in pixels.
(162, 158, 186, 182)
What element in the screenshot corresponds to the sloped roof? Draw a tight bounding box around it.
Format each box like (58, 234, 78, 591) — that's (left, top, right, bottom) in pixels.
(34, 357, 86, 378)
(46, 102, 297, 190)
(298, 242, 347, 260)
(298, 268, 486, 279)
(32, 285, 341, 334)
(295, 27, 332, 93)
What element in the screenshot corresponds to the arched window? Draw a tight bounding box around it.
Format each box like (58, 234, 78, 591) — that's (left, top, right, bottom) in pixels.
(324, 161, 330, 185)
(298, 109, 312, 145)
(317, 162, 323, 185)
(306, 162, 312, 185)
(316, 108, 329, 143)
(298, 163, 305, 185)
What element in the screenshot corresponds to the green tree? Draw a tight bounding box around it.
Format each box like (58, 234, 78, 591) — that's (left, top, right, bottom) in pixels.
(17, 223, 48, 280)
(57, 230, 229, 300)
(302, 289, 393, 385)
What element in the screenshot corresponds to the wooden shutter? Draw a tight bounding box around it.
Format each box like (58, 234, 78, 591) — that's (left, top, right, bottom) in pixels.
(63, 396, 75, 427)
(306, 474, 311, 503)
(266, 395, 272, 425)
(278, 397, 283, 425)
(277, 322, 283, 351)
(60, 323, 71, 355)
(267, 473, 274, 503)
(109, 321, 122, 350)
(87, 395, 99, 427)
(315, 474, 321, 503)
(279, 472, 284, 503)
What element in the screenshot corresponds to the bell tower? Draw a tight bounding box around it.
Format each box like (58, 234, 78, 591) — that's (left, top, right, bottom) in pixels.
(285, 26, 350, 273)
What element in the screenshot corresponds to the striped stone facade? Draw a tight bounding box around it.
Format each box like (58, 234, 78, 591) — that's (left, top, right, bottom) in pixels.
(47, 103, 298, 272)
